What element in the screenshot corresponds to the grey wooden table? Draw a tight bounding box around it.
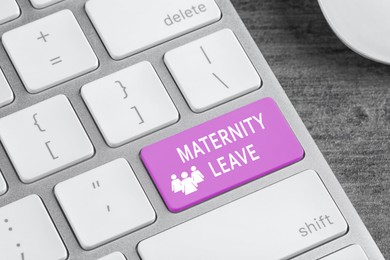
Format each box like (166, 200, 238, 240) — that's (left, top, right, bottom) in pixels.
(232, 0, 390, 257)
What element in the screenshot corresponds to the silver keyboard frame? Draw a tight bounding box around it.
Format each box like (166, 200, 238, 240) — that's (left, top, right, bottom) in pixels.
(0, 0, 384, 259)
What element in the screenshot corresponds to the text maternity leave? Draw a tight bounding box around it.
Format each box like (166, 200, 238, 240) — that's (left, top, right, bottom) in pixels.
(176, 113, 266, 177)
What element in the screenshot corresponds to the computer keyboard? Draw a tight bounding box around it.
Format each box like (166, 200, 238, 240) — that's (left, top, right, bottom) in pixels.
(0, 0, 385, 260)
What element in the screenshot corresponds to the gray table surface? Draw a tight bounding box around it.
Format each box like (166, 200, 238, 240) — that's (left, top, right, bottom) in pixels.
(232, 0, 390, 258)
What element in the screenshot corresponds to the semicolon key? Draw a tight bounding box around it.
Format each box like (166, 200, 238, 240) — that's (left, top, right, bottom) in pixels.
(0, 195, 67, 260)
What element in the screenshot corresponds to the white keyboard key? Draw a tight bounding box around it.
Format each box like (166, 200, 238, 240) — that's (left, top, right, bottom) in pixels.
(55, 158, 156, 250)
(86, 0, 221, 59)
(98, 252, 126, 260)
(0, 69, 14, 108)
(0, 195, 67, 260)
(165, 29, 261, 112)
(0, 0, 20, 25)
(0, 95, 94, 183)
(82, 62, 178, 147)
(138, 170, 348, 260)
(0, 171, 7, 196)
(321, 245, 369, 260)
(30, 0, 64, 9)
(2, 10, 98, 93)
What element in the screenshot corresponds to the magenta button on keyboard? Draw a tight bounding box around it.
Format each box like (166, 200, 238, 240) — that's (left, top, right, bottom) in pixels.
(141, 98, 304, 212)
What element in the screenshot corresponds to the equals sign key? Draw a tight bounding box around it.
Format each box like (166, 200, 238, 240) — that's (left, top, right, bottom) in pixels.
(50, 56, 63, 65)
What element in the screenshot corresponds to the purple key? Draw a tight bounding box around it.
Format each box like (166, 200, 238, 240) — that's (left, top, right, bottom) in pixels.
(141, 98, 304, 212)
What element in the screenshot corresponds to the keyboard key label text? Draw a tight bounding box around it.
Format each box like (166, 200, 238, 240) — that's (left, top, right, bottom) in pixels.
(141, 98, 304, 212)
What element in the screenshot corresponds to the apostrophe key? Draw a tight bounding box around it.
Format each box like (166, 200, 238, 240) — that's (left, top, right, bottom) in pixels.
(55, 159, 156, 250)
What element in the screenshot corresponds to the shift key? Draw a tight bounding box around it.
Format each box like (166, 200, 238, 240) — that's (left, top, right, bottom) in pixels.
(138, 170, 348, 260)
(141, 98, 305, 212)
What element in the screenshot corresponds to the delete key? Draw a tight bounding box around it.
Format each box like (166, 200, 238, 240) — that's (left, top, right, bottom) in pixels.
(141, 98, 304, 212)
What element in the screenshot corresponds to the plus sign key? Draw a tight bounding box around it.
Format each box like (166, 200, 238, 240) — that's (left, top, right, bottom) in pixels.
(2, 10, 98, 93)
(37, 31, 50, 42)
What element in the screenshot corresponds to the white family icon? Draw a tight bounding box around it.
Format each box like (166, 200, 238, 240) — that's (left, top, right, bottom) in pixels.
(171, 166, 205, 195)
